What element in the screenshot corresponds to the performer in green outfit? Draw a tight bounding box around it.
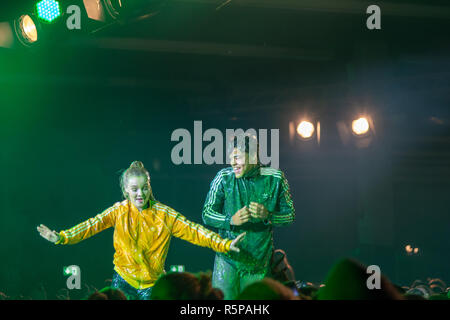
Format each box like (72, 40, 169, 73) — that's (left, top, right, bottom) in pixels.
(202, 133, 295, 299)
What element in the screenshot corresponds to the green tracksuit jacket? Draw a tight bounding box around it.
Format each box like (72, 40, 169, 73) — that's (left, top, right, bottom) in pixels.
(202, 165, 295, 274)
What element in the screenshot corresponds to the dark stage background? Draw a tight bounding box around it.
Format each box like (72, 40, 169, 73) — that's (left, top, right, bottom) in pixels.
(0, 0, 449, 299)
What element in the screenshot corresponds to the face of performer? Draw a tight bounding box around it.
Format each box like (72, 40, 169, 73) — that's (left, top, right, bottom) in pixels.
(125, 175, 151, 211)
(230, 148, 257, 178)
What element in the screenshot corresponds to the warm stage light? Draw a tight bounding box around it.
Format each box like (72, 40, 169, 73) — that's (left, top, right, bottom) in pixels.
(352, 117, 370, 135)
(36, 0, 62, 23)
(296, 121, 315, 139)
(15, 15, 38, 45)
(103, 0, 129, 20)
(0, 22, 14, 48)
(83, 0, 106, 21)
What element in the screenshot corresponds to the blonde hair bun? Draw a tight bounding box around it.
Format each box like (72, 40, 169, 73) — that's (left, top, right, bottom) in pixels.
(119, 160, 155, 201)
(130, 161, 144, 169)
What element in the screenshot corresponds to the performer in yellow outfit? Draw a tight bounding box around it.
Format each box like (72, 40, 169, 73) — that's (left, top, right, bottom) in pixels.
(37, 161, 244, 300)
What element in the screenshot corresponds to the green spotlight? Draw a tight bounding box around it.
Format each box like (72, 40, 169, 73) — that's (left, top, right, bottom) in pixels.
(36, 0, 62, 23)
(63, 266, 71, 275)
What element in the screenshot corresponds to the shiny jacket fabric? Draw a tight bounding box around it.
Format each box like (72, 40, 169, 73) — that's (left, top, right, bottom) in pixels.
(202, 165, 295, 275)
(56, 199, 232, 289)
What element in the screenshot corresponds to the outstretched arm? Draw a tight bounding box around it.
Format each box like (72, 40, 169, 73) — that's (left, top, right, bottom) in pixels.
(37, 204, 119, 245)
(172, 211, 245, 253)
(37, 224, 61, 243)
(229, 232, 246, 253)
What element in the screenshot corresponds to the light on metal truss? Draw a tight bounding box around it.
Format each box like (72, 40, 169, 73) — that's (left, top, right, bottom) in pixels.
(296, 121, 315, 139)
(352, 117, 370, 135)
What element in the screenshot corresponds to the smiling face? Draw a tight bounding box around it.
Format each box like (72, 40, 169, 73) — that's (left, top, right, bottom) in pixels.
(125, 175, 151, 211)
(229, 148, 257, 178)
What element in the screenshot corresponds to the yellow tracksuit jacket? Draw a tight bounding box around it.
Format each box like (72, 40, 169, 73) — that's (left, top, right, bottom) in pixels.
(55, 199, 232, 289)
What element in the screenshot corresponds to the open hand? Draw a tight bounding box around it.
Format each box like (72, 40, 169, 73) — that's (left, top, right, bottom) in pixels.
(229, 232, 246, 253)
(37, 224, 60, 243)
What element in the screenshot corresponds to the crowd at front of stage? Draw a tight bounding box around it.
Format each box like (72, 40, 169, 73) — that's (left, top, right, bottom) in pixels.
(1, 257, 449, 300)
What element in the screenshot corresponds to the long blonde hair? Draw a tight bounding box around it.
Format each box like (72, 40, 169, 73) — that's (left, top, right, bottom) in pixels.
(119, 161, 155, 201)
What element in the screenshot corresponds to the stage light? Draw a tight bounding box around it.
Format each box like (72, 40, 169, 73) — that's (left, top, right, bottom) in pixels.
(83, 0, 106, 21)
(103, 0, 122, 19)
(352, 117, 370, 135)
(297, 121, 315, 139)
(0, 22, 14, 48)
(36, 0, 62, 23)
(405, 244, 420, 255)
(14, 14, 39, 46)
(317, 121, 321, 145)
(103, 0, 165, 21)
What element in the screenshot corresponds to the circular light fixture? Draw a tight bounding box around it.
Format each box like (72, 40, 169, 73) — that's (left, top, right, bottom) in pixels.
(352, 117, 370, 135)
(36, 0, 62, 23)
(14, 15, 39, 46)
(103, 0, 123, 20)
(296, 121, 315, 139)
(103, 0, 166, 21)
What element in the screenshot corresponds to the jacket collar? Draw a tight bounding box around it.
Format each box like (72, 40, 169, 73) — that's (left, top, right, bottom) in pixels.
(242, 164, 261, 179)
(129, 199, 156, 213)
